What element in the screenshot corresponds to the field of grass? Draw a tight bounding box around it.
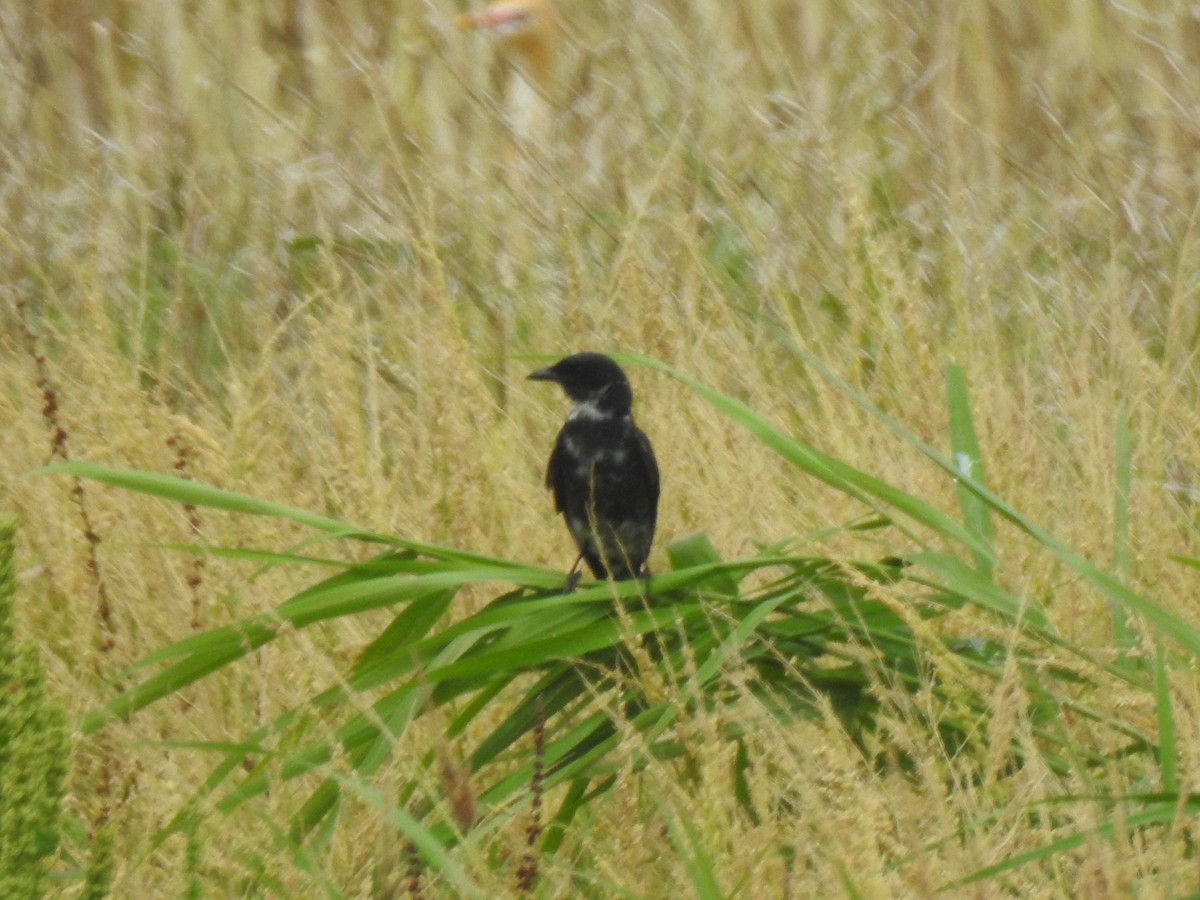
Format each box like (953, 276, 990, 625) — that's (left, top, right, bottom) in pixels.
(3, 0, 1200, 895)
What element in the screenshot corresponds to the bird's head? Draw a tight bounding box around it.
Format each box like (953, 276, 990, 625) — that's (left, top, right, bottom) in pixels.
(528, 353, 633, 415)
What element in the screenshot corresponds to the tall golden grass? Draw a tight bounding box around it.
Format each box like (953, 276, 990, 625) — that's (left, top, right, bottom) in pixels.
(2, 0, 1199, 894)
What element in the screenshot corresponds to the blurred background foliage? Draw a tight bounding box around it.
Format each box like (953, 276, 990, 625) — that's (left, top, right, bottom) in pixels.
(2, 0, 1200, 895)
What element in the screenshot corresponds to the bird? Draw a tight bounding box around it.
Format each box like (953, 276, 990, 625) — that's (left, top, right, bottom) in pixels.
(528, 353, 660, 588)
(454, 0, 558, 173)
(456, 0, 562, 402)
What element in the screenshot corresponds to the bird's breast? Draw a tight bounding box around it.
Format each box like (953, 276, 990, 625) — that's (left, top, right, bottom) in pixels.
(559, 418, 633, 470)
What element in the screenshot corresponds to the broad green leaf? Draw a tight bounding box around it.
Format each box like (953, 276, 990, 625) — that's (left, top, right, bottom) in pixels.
(666, 531, 738, 597)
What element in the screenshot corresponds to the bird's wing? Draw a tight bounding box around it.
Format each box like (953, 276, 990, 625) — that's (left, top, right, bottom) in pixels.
(633, 426, 660, 506)
(545, 436, 568, 514)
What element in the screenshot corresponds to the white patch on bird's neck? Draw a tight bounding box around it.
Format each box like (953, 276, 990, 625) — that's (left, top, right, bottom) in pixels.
(568, 398, 626, 422)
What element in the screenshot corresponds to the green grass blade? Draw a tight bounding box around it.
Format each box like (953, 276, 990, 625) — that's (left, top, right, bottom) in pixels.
(908, 550, 1050, 631)
(255, 811, 345, 900)
(41, 461, 536, 569)
(626, 355, 992, 560)
(663, 809, 723, 900)
(940, 798, 1195, 890)
(352, 588, 457, 673)
(945, 364, 994, 578)
(541, 778, 590, 856)
(329, 773, 483, 898)
(1111, 408, 1138, 652)
(712, 340, 1200, 659)
(837, 865, 867, 900)
(83, 619, 278, 731)
(40, 461, 368, 535)
(666, 532, 739, 597)
(1155, 639, 1177, 792)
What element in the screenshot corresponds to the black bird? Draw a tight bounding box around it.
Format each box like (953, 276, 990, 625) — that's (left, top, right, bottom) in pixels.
(528, 353, 659, 587)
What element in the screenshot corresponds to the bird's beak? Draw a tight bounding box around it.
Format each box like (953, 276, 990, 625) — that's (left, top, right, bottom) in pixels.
(527, 366, 558, 382)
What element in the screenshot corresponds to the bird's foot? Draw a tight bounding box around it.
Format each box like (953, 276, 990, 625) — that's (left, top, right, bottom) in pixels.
(636, 566, 653, 594)
(562, 570, 582, 594)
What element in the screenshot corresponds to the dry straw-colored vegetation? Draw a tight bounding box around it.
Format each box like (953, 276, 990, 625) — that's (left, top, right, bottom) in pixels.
(2, 0, 1200, 895)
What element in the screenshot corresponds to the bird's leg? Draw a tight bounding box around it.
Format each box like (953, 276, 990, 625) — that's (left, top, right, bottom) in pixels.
(563, 553, 585, 593)
(636, 564, 653, 596)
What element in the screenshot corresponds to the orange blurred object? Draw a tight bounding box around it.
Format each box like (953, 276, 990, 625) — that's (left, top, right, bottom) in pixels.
(455, 0, 556, 93)
(456, 0, 558, 145)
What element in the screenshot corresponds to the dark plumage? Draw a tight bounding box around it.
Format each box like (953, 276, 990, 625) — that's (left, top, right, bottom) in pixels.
(528, 353, 660, 585)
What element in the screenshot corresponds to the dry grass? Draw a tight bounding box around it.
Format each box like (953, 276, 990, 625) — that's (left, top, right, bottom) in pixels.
(2, 0, 1200, 895)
